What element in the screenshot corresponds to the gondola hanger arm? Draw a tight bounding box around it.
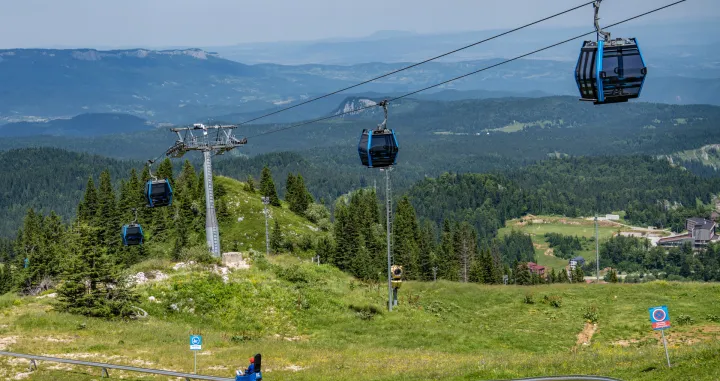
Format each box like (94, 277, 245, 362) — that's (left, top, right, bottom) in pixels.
(376, 100, 389, 131)
(594, 0, 611, 41)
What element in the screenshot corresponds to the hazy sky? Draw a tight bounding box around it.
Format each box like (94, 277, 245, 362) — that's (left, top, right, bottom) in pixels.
(0, 0, 716, 48)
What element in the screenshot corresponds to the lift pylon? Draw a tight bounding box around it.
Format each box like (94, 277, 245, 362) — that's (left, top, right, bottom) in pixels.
(164, 123, 247, 257)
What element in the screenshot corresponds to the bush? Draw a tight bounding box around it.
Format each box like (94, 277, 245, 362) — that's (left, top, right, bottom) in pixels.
(677, 314, 694, 326)
(349, 304, 383, 320)
(523, 293, 535, 304)
(176, 245, 220, 265)
(706, 314, 720, 323)
(249, 250, 270, 271)
(583, 305, 599, 323)
(543, 294, 562, 308)
(274, 265, 318, 284)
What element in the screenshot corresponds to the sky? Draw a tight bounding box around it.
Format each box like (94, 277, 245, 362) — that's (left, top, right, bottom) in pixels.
(0, 0, 717, 49)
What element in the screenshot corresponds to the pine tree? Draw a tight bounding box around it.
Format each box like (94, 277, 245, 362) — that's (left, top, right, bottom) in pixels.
(417, 221, 437, 281)
(605, 269, 619, 283)
(0, 260, 13, 294)
(438, 220, 459, 281)
(557, 267, 570, 283)
(286, 173, 299, 212)
(96, 170, 119, 249)
(56, 223, 138, 318)
(516, 262, 531, 285)
(245, 175, 256, 193)
(270, 220, 283, 254)
(572, 266, 585, 283)
(393, 196, 420, 280)
(295, 174, 313, 214)
(14, 209, 55, 292)
(260, 166, 281, 207)
(549, 268, 557, 284)
(156, 158, 174, 184)
(77, 176, 98, 223)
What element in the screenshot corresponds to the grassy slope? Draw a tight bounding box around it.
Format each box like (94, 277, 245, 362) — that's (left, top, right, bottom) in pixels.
(498, 216, 631, 271)
(670, 144, 720, 169)
(1, 257, 720, 381)
(216, 176, 326, 257)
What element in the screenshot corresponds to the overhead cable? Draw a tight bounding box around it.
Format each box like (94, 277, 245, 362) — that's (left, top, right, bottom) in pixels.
(237, 1, 596, 126)
(248, 0, 687, 139)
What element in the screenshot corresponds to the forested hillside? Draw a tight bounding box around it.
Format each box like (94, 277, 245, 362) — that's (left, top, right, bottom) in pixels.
(0, 148, 138, 237)
(406, 156, 720, 236)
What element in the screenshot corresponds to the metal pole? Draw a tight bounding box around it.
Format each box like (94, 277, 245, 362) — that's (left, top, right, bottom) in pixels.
(262, 197, 270, 256)
(661, 330, 671, 367)
(194, 351, 197, 374)
(203, 150, 221, 257)
(595, 215, 600, 283)
(385, 169, 393, 312)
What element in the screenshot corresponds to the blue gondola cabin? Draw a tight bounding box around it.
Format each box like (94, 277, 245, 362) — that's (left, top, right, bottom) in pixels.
(575, 38, 647, 105)
(145, 179, 173, 207)
(358, 129, 399, 168)
(122, 223, 144, 246)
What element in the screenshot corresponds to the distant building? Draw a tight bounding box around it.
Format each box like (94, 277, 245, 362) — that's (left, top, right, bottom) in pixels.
(658, 218, 719, 248)
(711, 211, 720, 222)
(606, 214, 621, 221)
(527, 262, 546, 276)
(569, 256, 585, 269)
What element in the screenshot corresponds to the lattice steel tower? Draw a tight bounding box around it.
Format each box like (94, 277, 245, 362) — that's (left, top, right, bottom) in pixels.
(165, 123, 247, 257)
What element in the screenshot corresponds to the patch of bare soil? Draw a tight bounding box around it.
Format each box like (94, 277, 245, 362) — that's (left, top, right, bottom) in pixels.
(573, 323, 598, 351)
(613, 325, 720, 348)
(544, 248, 555, 257)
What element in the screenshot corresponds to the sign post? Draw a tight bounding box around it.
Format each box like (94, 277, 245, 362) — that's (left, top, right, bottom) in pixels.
(189, 335, 202, 373)
(648, 306, 671, 367)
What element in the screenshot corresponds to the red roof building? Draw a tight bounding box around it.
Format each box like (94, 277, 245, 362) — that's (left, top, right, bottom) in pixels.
(527, 262, 546, 276)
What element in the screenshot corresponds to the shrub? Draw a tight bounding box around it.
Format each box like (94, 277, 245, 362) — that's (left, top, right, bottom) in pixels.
(249, 250, 270, 271)
(677, 314, 694, 326)
(543, 294, 562, 308)
(349, 304, 383, 320)
(706, 314, 720, 323)
(523, 293, 535, 304)
(583, 305, 599, 323)
(176, 245, 220, 265)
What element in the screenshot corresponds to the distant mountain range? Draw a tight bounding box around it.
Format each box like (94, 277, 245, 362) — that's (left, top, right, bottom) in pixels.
(2, 36, 719, 126)
(0, 113, 154, 137)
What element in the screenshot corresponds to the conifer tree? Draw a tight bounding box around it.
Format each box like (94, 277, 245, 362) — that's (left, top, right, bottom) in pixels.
(393, 196, 420, 279)
(557, 267, 570, 283)
(417, 221, 437, 281)
(57, 224, 138, 318)
(0, 260, 13, 294)
(270, 220, 283, 254)
(245, 175, 256, 193)
(260, 166, 281, 207)
(605, 269, 619, 283)
(156, 158, 174, 184)
(516, 262, 531, 285)
(572, 266, 585, 283)
(77, 176, 98, 223)
(14, 209, 57, 292)
(295, 174, 313, 213)
(549, 268, 557, 284)
(438, 220, 459, 281)
(286, 173, 299, 212)
(96, 170, 119, 249)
